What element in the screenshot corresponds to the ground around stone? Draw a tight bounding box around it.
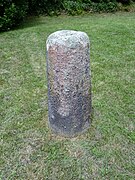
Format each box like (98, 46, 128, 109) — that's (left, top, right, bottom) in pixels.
(0, 12, 135, 179)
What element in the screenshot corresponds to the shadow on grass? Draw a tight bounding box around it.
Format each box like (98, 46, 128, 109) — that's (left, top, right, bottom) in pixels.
(19, 16, 48, 29)
(0, 15, 50, 33)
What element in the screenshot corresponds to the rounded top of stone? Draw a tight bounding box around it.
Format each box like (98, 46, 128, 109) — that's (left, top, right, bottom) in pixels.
(46, 30, 89, 49)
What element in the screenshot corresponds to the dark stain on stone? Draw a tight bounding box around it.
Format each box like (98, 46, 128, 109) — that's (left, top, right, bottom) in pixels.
(81, 80, 84, 86)
(76, 84, 79, 91)
(48, 88, 92, 136)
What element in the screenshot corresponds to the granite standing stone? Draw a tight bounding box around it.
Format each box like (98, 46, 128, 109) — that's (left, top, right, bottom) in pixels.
(46, 30, 92, 137)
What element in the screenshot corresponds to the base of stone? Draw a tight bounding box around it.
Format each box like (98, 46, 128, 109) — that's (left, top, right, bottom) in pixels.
(48, 119, 91, 138)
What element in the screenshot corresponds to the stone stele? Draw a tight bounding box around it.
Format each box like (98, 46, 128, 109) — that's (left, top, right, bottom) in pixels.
(46, 30, 92, 137)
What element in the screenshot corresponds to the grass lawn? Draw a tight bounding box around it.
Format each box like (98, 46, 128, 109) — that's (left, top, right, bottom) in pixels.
(0, 12, 135, 179)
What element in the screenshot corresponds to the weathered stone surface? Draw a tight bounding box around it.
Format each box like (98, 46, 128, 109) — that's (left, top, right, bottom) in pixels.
(46, 30, 92, 137)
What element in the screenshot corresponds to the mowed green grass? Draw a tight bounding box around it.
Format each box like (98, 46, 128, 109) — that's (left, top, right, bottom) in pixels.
(0, 12, 135, 179)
